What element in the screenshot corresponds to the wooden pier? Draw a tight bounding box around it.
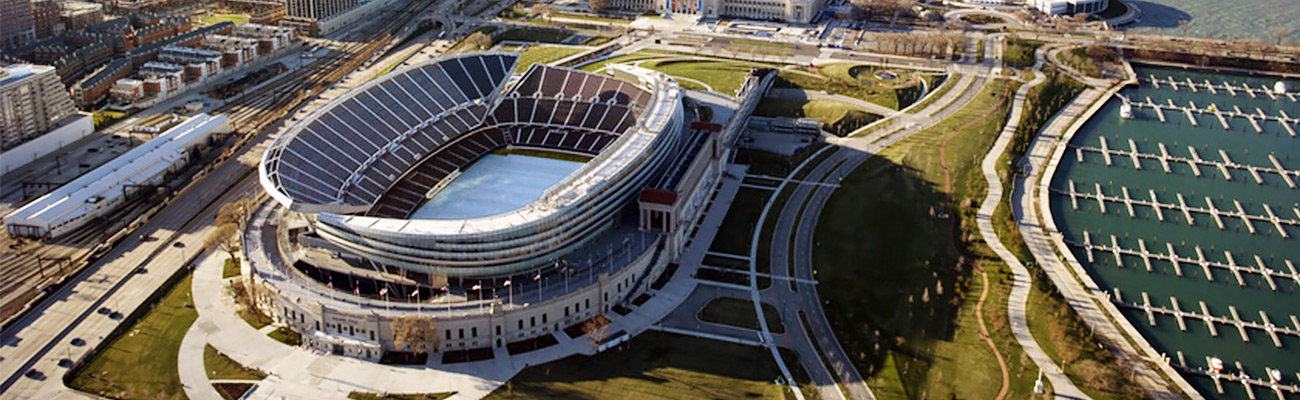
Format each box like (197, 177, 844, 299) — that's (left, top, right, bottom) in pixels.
(1062, 235, 1300, 286)
(1069, 143, 1299, 187)
(1112, 292, 1300, 345)
(1049, 181, 1300, 235)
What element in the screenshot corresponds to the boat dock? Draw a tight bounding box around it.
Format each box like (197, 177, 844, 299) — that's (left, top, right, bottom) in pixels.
(1055, 181, 1300, 235)
(1069, 140, 1299, 186)
(1170, 355, 1300, 400)
(1068, 234, 1299, 289)
(1123, 97, 1298, 134)
(1143, 75, 1298, 103)
(1113, 291, 1300, 347)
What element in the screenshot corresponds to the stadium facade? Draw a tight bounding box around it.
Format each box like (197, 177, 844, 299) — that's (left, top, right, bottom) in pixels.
(247, 52, 727, 361)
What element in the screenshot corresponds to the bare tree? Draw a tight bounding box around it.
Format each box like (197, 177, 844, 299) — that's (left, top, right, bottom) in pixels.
(1271, 26, 1290, 45)
(528, 3, 557, 20)
(588, 0, 608, 12)
(581, 317, 610, 352)
(391, 315, 441, 353)
(464, 31, 493, 50)
(1177, 19, 1192, 37)
(205, 223, 240, 260)
(215, 198, 252, 227)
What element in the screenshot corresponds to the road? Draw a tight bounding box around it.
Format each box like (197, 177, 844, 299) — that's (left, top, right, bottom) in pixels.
(758, 34, 1002, 400)
(0, 0, 439, 395)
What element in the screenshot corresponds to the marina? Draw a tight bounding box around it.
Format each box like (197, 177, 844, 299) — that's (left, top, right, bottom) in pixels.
(1049, 66, 1300, 399)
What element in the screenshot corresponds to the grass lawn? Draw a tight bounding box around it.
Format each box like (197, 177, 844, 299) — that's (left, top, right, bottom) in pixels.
(753, 98, 881, 136)
(554, 12, 631, 24)
(495, 28, 573, 44)
(201, 14, 249, 25)
(223, 257, 241, 279)
(514, 46, 586, 72)
(204, 344, 267, 380)
(348, 392, 457, 400)
(638, 59, 760, 95)
(578, 53, 664, 72)
(811, 79, 1051, 399)
(774, 70, 899, 111)
(69, 274, 196, 399)
(483, 331, 804, 399)
(698, 297, 785, 333)
(268, 327, 303, 346)
(93, 110, 133, 130)
(1005, 38, 1046, 69)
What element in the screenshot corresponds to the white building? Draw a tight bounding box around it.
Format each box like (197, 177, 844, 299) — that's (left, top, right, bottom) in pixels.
(1028, 0, 1106, 15)
(611, 0, 825, 24)
(4, 114, 231, 238)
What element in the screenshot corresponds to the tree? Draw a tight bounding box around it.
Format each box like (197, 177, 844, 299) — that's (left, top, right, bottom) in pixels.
(588, 0, 608, 12)
(528, 3, 557, 20)
(207, 223, 240, 260)
(1271, 26, 1290, 45)
(391, 316, 441, 353)
(464, 31, 493, 50)
(581, 316, 610, 352)
(215, 198, 252, 227)
(1177, 19, 1192, 37)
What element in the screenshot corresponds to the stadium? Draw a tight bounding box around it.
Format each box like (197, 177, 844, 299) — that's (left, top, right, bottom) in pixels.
(246, 51, 724, 360)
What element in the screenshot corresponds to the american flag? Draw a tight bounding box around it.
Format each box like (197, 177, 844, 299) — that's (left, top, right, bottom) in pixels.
(409, 289, 419, 298)
(503, 280, 512, 287)
(379, 287, 388, 296)
(354, 286, 360, 295)
(533, 273, 541, 281)
(471, 284, 481, 290)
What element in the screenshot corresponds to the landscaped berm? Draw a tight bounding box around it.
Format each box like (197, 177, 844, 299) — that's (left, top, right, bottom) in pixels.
(483, 331, 811, 399)
(68, 274, 196, 399)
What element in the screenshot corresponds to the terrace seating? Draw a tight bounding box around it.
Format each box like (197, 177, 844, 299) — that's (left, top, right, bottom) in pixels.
(265, 54, 515, 209)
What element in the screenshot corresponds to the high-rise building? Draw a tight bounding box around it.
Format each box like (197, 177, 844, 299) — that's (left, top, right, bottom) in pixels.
(0, 64, 78, 150)
(1, 0, 37, 50)
(285, 0, 358, 21)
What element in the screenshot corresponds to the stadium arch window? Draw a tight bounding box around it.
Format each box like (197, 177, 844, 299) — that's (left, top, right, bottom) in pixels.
(530, 316, 536, 327)
(585, 299, 590, 309)
(496, 325, 502, 336)
(458, 328, 464, 339)
(518, 320, 524, 329)
(472, 327, 478, 337)
(542, 314, 548, 324)
(446, 330, 452, 340)
(564, 306, 570, 317)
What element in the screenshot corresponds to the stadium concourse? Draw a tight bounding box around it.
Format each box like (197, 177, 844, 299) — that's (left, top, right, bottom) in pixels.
(244, 51, 731, 362)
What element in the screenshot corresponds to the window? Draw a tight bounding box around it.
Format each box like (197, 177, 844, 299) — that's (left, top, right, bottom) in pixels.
(518, 320, 524, 329)
(542, 314, 548, 324)
(530, 316, 536, 327)
(496, 325, 502, 335)
(446, 330, 452, 340)
(565, 306, 570, 317)
(472, 327, 478, 337)
(458, 328, 464, 339)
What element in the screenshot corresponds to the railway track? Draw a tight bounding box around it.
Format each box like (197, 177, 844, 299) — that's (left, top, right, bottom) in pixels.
(0, 0, 434, 326)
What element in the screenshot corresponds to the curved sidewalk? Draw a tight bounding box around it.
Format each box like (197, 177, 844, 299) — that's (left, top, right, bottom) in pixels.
(1011, 63, 1198, 399)
(973, 44, 1089, 399)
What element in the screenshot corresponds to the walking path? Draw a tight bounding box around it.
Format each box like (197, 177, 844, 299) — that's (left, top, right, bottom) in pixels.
(179, 321, 226, 400)
(1011, 58, 1199, 399)
(973, 44, 1091, 399)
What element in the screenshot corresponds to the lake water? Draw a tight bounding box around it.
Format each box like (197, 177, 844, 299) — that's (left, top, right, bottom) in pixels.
(1124, 0, 1300, 43)
(1049, 66, 1300, 399)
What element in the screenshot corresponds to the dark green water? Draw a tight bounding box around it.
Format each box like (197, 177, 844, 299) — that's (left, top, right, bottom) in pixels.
(1049, 67, 1300, 399)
